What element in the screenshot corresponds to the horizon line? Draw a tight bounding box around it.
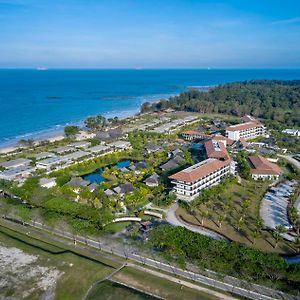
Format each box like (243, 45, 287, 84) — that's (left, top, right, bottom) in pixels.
(1, 67, 300, 70)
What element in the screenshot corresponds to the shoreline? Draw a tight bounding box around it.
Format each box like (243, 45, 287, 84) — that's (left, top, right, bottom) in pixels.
(0, 91, 179, 152)
(0, 84, 215, 153)
(0, 108, 140, 152)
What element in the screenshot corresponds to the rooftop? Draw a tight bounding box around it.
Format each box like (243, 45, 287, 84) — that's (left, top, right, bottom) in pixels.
(67, 177, 90, 187)
(226, 121, 262, 132)
(1, 158, 31, 169)
(248, 156, 281, 175)
(64, 150, 90, 160)
(169, 158, 230, 183)
(211, 135, 235, 146)
(108, 141, 131, 148)
(88, 145, 110, 153)
(204, 139, 230, 161)
(33, 152, 55, 160)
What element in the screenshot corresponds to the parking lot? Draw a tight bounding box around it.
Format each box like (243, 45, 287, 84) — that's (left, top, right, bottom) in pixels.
(260, 180, 297, 231)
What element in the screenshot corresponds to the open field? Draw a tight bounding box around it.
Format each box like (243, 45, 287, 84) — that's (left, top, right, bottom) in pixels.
(176, 179, 297, 254)
(0, 220, 230, 300)
(111, 266, 224, 300)
(86, 280, 158, 300)
(0, 225, 116, 300)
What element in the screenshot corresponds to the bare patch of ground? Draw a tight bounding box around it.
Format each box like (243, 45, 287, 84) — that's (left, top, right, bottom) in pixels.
(0, 243, 62, 300)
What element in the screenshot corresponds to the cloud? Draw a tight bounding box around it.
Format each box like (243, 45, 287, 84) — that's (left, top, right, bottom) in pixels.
(270, 16, 300, 25)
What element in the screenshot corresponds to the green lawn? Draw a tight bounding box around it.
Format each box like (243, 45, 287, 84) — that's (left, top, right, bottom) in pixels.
(176, 179, 296, 254)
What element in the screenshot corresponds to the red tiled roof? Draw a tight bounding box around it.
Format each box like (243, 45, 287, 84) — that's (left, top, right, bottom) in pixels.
(212, 135, 235, 146)
(169, 158, 230, 183)
(226, 121, 262, 132)
(248, 156, 281, 175)
(204, 139, 231, 161)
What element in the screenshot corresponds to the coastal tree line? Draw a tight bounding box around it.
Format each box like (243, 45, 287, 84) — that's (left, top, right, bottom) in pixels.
(141, 80, 300, 128)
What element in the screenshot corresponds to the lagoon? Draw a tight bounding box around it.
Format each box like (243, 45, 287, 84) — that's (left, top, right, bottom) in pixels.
(82, 159, 132, 184)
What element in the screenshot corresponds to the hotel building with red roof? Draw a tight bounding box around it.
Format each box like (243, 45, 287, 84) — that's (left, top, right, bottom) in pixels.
(225, 120, 265, 141)
(169, 138, 235, 201)
(248, 156, 281, 180)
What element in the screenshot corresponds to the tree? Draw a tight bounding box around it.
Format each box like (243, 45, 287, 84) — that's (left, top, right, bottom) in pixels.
(64, 125, 80, 137)
(199, 210, 209, 226)
(242, 199, 251, 217)
(84, 115, 106, 130)
(18, 139, 34, 147)
(273, 225, 287, 248)
(144, 80, 300, 128)
(217, 214, 225, 228)
(251, 230, 262, 244)
(237, 217, 245, 231)
(294, 217, 300, 237)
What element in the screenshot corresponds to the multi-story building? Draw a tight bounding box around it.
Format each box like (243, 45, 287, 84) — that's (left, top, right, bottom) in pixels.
(169, 158, 232, 201)
(225, 121, 265, 141)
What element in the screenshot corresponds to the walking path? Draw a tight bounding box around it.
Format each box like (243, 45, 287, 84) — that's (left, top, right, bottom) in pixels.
(278, 155, 300, 170)
(125, 262, 237, 300)
(166, 202, 227, 240)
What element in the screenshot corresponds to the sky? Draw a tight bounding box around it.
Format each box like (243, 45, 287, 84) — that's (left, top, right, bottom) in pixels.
(0, 0, 300, 68)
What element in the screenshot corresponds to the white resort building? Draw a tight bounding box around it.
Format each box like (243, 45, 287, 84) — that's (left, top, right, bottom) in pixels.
(225, 120, 265, 141)
(169, 158, 232, 201)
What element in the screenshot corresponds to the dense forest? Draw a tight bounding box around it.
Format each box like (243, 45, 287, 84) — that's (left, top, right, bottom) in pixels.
(141, 80, 300, 127)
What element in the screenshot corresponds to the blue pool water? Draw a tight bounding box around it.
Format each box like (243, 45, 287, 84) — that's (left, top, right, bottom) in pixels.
(1, 68, 300, 146)
(83, 159, 132, 184)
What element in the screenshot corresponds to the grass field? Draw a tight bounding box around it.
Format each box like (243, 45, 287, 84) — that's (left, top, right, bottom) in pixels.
(111, 266, 223, 300)
(176, 179, 296, 254)
(0, 225, 116, 300)
(0, 221, 228, 300)
(86, 280, 158, 300)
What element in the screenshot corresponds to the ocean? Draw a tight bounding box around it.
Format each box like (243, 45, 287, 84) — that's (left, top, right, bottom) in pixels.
(1, 69, 300, 147)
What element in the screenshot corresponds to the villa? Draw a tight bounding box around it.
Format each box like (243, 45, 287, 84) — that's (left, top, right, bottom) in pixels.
(107, 141, 131, 151)
(248, 156, 281, 180)
(144, 173, 160, 187)
(0, 158, 31, 169)
(0, 165, 35, 181)
(39, 178, 57, 189)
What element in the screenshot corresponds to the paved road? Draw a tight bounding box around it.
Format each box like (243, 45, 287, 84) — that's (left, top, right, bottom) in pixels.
(15, 219, 298, 300)
(278, 155, 300, 170)
(166, 202, 227, 240)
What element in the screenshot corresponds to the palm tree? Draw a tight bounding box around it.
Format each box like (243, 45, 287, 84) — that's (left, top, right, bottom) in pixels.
(199, 210, 209, 226)
(242, 199, 251, 217)
(217, 214, 225, 228)
(294, 218, 300, 237)
(295, 237, 300, 253)
(251, 230, 261, 244)
(273, 225, 287, 248)
(237, 217, 245, 231)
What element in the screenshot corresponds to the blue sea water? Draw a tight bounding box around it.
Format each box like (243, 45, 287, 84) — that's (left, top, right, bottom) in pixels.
(1, 69, 300, 146)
